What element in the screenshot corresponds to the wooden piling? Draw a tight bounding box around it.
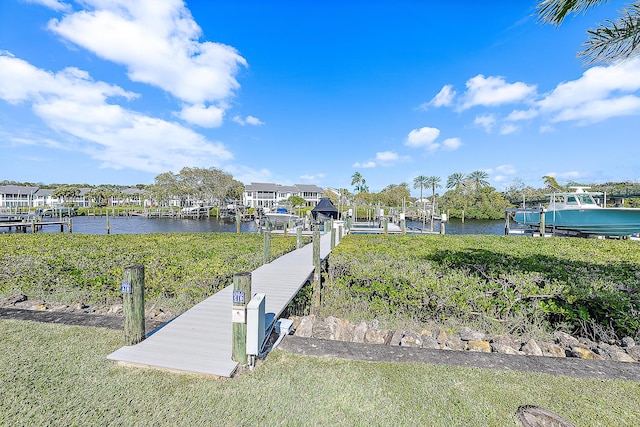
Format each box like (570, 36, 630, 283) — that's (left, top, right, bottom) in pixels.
(122, 265, 145, 346)
(236, 211, 241, 233)
(263, 228, 271, 264)
(539, 209, 545, 236)
(296, 226, 302, 249)
(231, 271, 251, 364)
(106, 211, 111, 235)
(312, 227, 321, 311)
(331, 227, 336, 249)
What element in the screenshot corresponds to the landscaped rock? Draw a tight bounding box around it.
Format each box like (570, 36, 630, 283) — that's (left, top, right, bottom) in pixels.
(421, 335, 440, 350)
(6, 294, 27, 305)
(364, 328, 387, 345)
(460, 327, 485, 342)
(554, 331, 579, 347)
(287, 315, 638, 363)
(465, 340, 491, 353)
(521, 339, 543, 356)
(295, 316, 314, 338)
(400, 331, 422, 348)
(569, 346, 602, 360)
(352, 321, 367, 343)
(491, 342, 520, 355)
(539, 342, 566, 358)
(621, 337, 636, 349)
(625, 345, 640, 361)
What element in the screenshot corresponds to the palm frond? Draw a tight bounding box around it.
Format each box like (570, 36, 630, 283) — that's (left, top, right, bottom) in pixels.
(580, 4, 640, 64)
(537, 0, 609, 25)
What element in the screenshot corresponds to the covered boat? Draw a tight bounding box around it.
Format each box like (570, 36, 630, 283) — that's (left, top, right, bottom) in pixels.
(512, 187, 640, 236)
(311, 197, 339, 222)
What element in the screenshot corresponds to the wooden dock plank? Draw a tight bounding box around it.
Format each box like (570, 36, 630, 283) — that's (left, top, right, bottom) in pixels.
(108, 230, 340, 377)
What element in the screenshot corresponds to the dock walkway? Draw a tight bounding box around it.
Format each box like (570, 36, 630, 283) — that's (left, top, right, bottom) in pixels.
(108, 230, 340, 377)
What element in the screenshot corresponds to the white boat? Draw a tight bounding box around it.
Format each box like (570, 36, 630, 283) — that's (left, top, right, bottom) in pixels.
(512, 187, 640, 236)
(261, 205, 301, 228)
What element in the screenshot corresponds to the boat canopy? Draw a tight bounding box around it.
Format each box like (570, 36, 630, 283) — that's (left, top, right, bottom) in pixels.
(311, 197, 338, 220)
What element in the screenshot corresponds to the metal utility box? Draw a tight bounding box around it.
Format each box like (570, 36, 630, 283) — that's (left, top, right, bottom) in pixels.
(246, 293, 266, 357)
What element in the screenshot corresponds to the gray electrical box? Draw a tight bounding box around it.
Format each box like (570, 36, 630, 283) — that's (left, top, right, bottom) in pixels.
(246, 293, 266, 357)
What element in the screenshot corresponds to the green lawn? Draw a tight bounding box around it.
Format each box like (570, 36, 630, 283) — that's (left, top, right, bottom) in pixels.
(1, 319, 638, 426)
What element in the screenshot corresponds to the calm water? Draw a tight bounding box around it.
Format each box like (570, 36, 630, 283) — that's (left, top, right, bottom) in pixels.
(33, 216, 507, 235)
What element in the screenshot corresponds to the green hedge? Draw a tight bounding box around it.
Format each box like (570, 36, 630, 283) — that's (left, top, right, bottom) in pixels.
(326, 235, 640, 339)
(0, 233, 297, 313)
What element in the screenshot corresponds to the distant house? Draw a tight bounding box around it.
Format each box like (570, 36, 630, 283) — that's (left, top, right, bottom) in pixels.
(243, 183, 324, 208)
(0, 185, 39, 208)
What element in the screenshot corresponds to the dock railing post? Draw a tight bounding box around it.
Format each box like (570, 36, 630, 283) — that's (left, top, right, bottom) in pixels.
(504, 211, 510, 235)
(338, 224, 343, 240)
(122, 265, 145, 346)
(296, 226, 302, 249)
(236, 210, 241, 233)
(312, 227, 321, 311)
(231, 272, 251, 365)
(539, 207, 545, 237)
(331, 227, 336, 249)
(263, 225, 271, 264)
(384, 217, 388, 235)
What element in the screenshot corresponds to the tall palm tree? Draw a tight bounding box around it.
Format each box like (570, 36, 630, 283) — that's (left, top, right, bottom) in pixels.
(425, 176, 442, 205)
(446, 172, 466, 190)
(413, 175, 428, 204)
(537, 0, 640, 64)
(467, 170, 490, 190)
(351, 171, 368, 193)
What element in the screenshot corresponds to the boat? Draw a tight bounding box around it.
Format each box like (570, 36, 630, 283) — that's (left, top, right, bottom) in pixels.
(260, 204, 301, 228)
(512, 187, 640, 237)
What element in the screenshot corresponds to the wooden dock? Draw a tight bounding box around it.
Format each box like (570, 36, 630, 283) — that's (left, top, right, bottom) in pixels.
(107, 229, 341, 377)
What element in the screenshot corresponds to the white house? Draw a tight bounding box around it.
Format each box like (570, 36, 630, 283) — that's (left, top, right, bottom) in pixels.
(243, 183, 323, 208)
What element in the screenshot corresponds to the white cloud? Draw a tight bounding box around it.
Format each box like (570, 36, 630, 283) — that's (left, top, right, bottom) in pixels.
(376, 151, 399, 162)
(474, 114, 496, 133)
(233, 115, 265, 126)
(545, 171, 583, 181)
(460, 74, 536, 110)
(24, 0, 71, 12)
(495, 164, 516, 175)
(538, 60, 640, 124)
(47, 0, 247, 122)
(500, 123, 518, 135)
(405, 126, 440, 150)
(299, 173, 325, 181)
(442, 137, 462, 151)
(506, 109, 538, 121)
(179, 104, 225, 127)
(0, 52, 232, 173)
(423, 84, 456, 109)
(352, 161, 376, 168)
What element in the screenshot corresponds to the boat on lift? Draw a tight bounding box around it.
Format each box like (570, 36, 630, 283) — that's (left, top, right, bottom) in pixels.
(512, 187, 640, 237)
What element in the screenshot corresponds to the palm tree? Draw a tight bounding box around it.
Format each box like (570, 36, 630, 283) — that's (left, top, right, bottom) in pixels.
(446, 172, 466, 190)
(413, 175, 428, 222)
(542, 175, 562, 191)
(351, 171, 362, 192)
(537, 0, 640, 64)
(467, 170, 490, 190)
(425, 176, 442, 205)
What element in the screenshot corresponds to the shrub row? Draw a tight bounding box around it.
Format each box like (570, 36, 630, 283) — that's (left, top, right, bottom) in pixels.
(325, 235, 640, 340)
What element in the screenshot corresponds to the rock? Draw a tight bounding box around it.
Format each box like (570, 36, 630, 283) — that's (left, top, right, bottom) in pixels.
(569, 346, 602, 360)
(295, 316, 314, 338)
(400, 331, 422, 348)
(389, 330, 404, 346)
(312, 319, 334, 340)
(421, 335, 440, 350)
(521, 339, 543, 357)
(364, 328, 387, 345)
(554, 331, 579, 347)
(539, 342, 566, 358)
(609, 351, 637, 363)
(490, 335, 517, 348)
(491, 343, 519, 355)
(625, 346, 640, 361)
(333, 317, 355, 342)
(351, 321, 367, 343)
(434, 329, 448, 345)
(445, 335, 465, 351)
(465, 340, 491, 353)
(72, 302, 89, 310)
(459, 327, 485, 342)
(621, 337, 636, 349)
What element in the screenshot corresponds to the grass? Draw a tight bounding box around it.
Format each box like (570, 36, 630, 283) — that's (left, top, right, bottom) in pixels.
(1, 319, 639, 426)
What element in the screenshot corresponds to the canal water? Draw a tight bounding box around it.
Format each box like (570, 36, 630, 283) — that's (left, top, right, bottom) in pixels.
(34, 216, 508, 235)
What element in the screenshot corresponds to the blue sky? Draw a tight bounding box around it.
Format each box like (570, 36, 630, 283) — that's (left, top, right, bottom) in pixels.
(1, 0, 639, 195)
